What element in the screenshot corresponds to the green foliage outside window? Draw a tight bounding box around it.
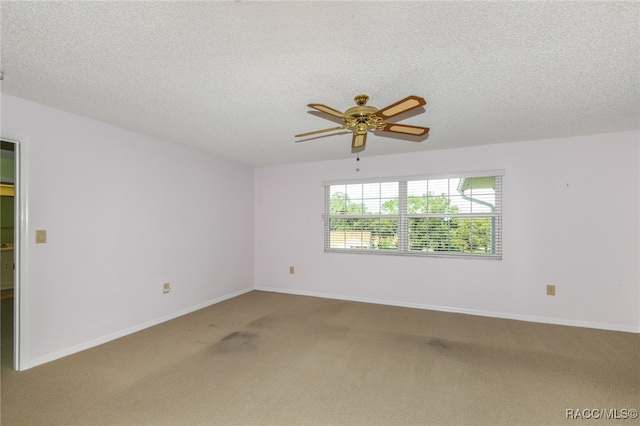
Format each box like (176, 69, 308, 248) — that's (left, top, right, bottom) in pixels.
(329, 190, 495, 254)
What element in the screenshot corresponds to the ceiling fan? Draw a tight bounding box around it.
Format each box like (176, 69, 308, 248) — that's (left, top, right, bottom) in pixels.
(295, 94, 430, 153)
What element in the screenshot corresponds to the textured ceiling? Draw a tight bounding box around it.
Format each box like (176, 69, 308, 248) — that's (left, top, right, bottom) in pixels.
(1, 1, 639, 167)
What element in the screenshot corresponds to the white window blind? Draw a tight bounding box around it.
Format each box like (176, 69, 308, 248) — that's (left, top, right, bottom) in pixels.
(324, 172, 502, 259)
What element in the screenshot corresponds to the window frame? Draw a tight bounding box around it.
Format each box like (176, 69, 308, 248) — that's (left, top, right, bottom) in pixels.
(323, 170, 503, 259)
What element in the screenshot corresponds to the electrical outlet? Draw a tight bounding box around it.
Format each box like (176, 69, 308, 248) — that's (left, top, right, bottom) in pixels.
(546, 284, 556, 296)
(289, 266, 295, 274)
(163, 283, 171, 294)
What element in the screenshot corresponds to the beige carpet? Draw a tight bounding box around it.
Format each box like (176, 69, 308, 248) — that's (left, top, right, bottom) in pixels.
(1, 290, 638, 425)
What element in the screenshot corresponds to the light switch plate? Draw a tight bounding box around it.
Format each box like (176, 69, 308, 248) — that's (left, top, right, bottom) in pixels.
(35, 230, 47, 244)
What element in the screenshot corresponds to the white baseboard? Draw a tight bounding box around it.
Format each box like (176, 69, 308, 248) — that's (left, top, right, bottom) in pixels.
(255, 286, 640, 334)
(29, 286, 254, 369)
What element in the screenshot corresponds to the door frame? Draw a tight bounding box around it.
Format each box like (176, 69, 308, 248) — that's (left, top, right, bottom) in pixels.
(2, 136, 29, 371)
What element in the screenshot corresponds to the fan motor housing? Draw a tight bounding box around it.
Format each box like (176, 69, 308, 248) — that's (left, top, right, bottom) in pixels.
(344, 105, 378, 118)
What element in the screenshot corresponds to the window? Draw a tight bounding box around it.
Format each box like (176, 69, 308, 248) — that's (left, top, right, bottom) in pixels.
(324, 171, 503, 259)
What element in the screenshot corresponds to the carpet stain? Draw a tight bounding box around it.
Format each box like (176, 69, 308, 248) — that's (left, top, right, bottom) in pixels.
(427, 338, 452, 350)
(220, 331, 254, 341)
(213, 331, 259, 354)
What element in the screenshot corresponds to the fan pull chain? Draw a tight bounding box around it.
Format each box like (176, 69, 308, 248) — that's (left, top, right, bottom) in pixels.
(356, 154, 360, 172)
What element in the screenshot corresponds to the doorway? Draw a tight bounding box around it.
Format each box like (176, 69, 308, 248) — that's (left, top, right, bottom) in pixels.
(1, 139, 20, 370)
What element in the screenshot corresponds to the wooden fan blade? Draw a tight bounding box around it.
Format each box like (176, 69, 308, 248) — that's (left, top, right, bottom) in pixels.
(379, 123, 430, 136)
(295, 125, 348, 138)
(351, 132, 367, 152)
(374, 95, 426, 120)
(308, 103, 348, 119)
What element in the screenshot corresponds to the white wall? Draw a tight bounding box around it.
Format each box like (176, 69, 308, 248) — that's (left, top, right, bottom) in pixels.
(255, 131, 640, 332)
(2, 95, 255, 367)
